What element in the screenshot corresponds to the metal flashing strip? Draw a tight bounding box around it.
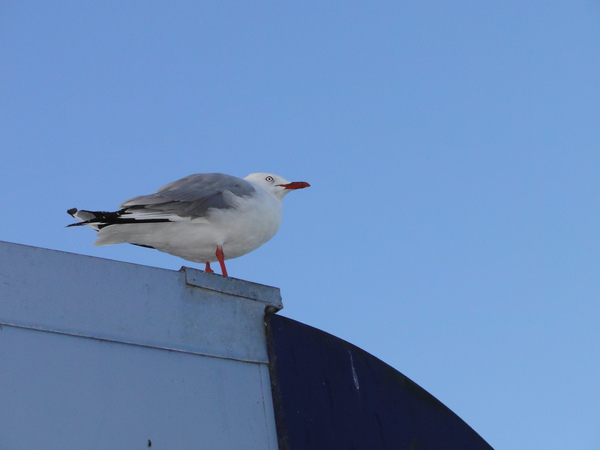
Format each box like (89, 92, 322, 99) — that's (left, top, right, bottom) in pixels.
(181, 267, 283, 312)
(0, 322, 270, 364)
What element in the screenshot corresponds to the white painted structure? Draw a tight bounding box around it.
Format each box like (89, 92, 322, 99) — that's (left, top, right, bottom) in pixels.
(0, 241, 281, 449)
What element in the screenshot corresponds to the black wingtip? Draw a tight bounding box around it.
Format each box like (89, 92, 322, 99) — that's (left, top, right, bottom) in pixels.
(66, 208, 83, 227)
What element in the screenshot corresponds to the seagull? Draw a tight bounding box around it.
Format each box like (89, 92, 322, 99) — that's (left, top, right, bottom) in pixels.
(67, 172, 310, 276)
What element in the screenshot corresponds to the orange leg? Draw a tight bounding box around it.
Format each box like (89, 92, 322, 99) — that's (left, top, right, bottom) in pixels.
(216, 246, 228, 277)
(205, 262, 214, 273)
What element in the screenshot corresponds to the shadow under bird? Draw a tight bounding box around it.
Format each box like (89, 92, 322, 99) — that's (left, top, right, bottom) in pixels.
(67, 172, 310, 276)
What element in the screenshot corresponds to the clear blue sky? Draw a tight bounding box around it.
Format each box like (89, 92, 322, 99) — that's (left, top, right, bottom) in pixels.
(2, 2, 600, 448)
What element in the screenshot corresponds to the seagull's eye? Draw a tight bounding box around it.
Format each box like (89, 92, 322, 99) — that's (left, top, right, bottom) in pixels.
(265, 176, 274, 182)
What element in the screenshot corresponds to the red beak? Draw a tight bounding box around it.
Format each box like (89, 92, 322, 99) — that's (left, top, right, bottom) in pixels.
(279, 181, 311, 190)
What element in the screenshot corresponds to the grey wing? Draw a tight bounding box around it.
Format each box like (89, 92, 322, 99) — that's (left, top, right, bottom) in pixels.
(120, 173, 256, 219)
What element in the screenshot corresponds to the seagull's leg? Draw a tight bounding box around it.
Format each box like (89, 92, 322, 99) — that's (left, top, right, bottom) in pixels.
(215, 246, 228, 277)
(205, 262, 214, 273)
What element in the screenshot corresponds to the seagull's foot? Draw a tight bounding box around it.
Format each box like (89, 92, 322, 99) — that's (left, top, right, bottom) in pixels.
(215, 246, 228, 277)
(205, 262, 214, 273)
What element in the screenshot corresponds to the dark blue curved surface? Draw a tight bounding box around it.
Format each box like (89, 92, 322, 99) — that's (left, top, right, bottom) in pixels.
(266, 314, 492, 450)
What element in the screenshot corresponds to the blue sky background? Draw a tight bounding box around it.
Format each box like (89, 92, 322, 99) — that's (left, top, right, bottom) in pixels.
(2, 2, 600, 448)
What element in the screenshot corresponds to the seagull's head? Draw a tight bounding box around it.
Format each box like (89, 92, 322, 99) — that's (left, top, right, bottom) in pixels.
(244, 173, 310, 200)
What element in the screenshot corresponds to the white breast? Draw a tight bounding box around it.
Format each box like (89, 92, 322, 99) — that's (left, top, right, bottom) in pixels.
(208, 188, 283, 260)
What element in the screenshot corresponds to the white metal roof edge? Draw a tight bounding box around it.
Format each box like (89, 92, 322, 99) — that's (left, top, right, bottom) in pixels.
(0, 240, 282, 363)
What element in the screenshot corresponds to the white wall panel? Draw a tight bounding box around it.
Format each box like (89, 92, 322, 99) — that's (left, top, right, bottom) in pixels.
(0, 241, 280, 449)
